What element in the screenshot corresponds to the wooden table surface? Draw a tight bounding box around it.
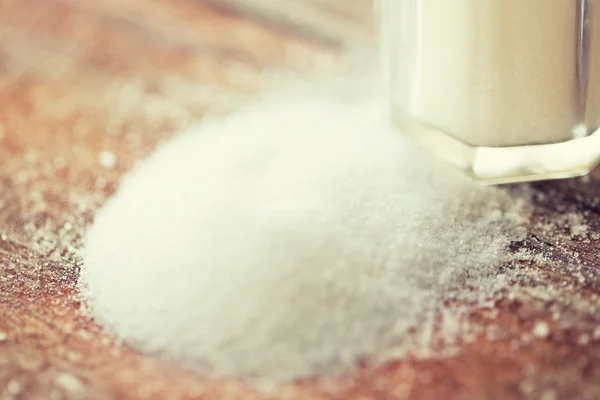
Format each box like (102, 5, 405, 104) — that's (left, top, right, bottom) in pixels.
(1, 0, 600, 399)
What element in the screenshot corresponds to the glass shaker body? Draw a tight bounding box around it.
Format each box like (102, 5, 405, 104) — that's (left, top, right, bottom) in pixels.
(380, 0, 600, 184)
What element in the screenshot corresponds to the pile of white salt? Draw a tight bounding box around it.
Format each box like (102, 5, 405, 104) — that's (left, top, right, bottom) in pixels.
(79, 87, 530, 381)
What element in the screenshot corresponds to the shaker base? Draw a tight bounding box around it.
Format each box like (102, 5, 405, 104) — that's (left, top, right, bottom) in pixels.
(393, 107, 600, 185)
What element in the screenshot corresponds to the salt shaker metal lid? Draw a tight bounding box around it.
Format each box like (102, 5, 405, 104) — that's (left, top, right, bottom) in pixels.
(379, 0, 600, 184)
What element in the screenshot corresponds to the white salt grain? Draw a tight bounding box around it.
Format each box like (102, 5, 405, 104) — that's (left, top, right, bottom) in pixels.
(98, 151, 117, 169)
(566, 212, 588, 237)
(55, 373, 84, 393)
(541, 389, 558, 400)
(532, 321, 550, 339)
(80, 87, 528, 381)
(7, 380, 22, 395)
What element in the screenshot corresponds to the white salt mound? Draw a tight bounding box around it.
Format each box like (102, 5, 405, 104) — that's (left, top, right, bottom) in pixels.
(80, 89, 528, 381)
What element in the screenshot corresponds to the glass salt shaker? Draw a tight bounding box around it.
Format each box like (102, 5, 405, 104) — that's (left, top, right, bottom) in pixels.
(379, 0, 600, 184)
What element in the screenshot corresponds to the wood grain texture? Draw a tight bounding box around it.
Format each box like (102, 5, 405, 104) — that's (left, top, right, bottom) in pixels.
(1, 0, 600, 399)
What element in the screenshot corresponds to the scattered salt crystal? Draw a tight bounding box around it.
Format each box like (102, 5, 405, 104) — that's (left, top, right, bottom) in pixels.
(25, 151, 37, 163)
(541, 389, 557, 400)
(49, 251, 62, 262)
(79, 86, 530, 381)
(462, 333, 477, 344)
(0, 233, 6, 241)
(486, 325, 501, 340)
(533, 321, 550, 338)
(563, 212, 588, 237)
(98, 151, 117, 169)
(552, 312, 561, 321)
(66, 351, 83, 362)
(578, 334, 591, 346)
(7, 380, 21, 394)
(95, 177, 108, 189)
(55, 373, 84, 392)
(53, 156, 67, 170)
(78, 330, 93, 341)
(519, 379, 535, 394)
